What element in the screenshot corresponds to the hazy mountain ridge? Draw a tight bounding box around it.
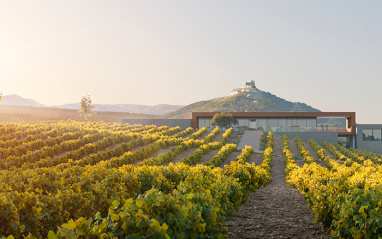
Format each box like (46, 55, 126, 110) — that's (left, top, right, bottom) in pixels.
(162, 87, 320, 119)
(1, 85, 320, 119)
(0, 95, 46, 107)
(52, 103, 184, 115)
(0, 95, 183, 115)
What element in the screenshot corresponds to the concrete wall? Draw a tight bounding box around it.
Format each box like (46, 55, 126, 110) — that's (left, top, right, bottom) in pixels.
(356, 124, 382, 154)
(122, 119, 192, 130)
(274, 132, 339, 145)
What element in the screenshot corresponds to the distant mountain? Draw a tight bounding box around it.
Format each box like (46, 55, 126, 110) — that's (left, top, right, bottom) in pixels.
(52, 103, 184, 115)
(0, 95, 183, 115)
(162, 85, 320, 119)
(0, 95, 46, 107)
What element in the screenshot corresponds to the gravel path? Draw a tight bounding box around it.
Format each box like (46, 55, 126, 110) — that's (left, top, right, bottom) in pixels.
(223, 155, 331, 239)
(237, 131, 262, 151)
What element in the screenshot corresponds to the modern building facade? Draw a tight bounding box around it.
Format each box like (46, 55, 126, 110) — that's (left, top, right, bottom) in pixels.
(356, 124, 382, 154)
(192, 112, 356, 146)
(122, 119, 192, 130)
(122, 111, 382, 155)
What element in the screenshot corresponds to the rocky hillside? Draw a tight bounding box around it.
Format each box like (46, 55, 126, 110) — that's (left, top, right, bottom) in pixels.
(162, 87, 320, 119)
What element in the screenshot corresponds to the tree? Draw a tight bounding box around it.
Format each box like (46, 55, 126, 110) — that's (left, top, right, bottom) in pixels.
(0, 91, 3, 101)
(78, 94, 95, 120)
(211, 112, 237, 129)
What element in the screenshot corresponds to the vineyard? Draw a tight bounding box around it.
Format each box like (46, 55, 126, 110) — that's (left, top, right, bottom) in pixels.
(0, 121, 272, 239)
(1, 120, 382, 238)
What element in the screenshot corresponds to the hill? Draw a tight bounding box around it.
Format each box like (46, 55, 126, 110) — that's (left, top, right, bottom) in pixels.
(162, 86, 320, 119)
(53, 103, 183, 115)
(0, 94, 183, 115)
(0, 94, 46, 107)
(0, 105, 155, 123)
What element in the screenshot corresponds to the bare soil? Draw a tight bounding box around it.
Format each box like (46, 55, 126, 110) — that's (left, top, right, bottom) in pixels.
(287, 139, 299, 157)
(248, 153, 263, 166)
(128, 144, 162, 165)
(322, 147, 335, 160)
(197, 149, 220, 165)
(147, 146, 175, 159)
(211, 132, 223, 143)
(223, 155, 331, 239)
(303, 142, 318, 161)
(288, 139, 305, 167)
(273, 136, 283, 156)
(322, 147, 345, 165)
(220, 152, 241, 169)
(70, 141, 123, 159)
(163, 147, 198, 166)
(199, 131, 210, 140)
(181, 132, 193, 139)
(303, 142, 328, 167)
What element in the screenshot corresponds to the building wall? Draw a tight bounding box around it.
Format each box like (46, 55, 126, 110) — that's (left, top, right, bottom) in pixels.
(274, 132, 339, 145)
(356, 124, 382, 154)
(122, 119, 192, 130)
(192, 112, 356, 136)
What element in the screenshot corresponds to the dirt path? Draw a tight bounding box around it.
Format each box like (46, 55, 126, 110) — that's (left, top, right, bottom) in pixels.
(211, 132, 223, 143)
(288, 139, 301, 159)
(248, 153, 263, 166)
(198, 131, 209, 140)
(303, 142, 318, 161)
(223, 155, 331, 239)
(322, 148, 334, 160)
(75, 141, 124, 159)
(163, 147, 198, 166)
(220, 152, 241, 168)
(128, 144, 166, 165)
(273, 136, 283, 156)
(287, 139, 305, 167)
(181, 133, 193, 139)
(144, 146, 175, 160)
(322, 147, 346, 165)
(197, 150, 219, 165)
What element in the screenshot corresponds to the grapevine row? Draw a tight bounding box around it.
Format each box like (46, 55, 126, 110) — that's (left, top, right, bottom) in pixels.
(284, 135, 382, 238)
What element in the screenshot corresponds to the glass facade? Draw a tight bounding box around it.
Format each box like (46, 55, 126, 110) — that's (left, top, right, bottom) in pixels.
(363, 129, 382, 141)
(234, 117, 317, 132)
(374, 129, 382, 141)
(198, 117, 212, 130)
(198, 116, 325, 133)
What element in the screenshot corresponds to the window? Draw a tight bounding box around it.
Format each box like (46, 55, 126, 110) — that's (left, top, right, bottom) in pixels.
(363, 129, 382, 141)
(198, 118, 205, 128)
(373, 129, 382, 141)
(307, 118, 316, 132)
(268, 118, 277, 131)
(277, 118, 286, 132)
(297, 118, 307, 132)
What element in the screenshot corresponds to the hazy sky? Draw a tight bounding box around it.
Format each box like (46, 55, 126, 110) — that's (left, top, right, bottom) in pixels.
(1, 1, 381, 123)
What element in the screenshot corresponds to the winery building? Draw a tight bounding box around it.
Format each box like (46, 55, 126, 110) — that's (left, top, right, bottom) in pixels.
(123, 111, 382, 154)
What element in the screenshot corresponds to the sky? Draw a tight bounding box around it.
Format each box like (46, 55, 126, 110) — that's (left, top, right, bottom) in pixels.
(1, 0, 382, 123)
